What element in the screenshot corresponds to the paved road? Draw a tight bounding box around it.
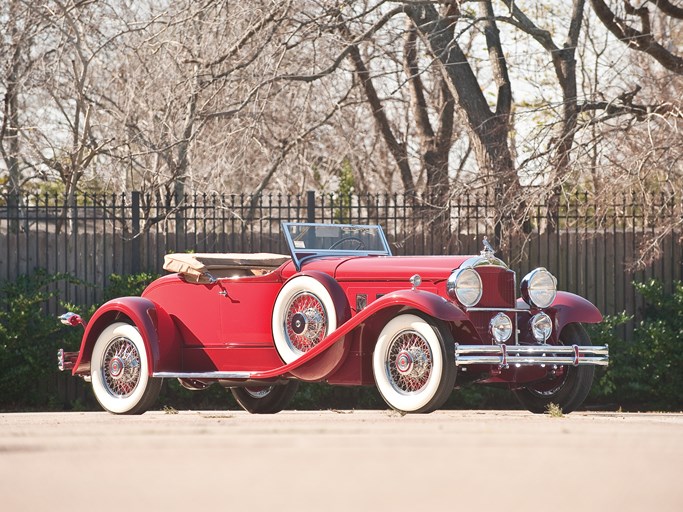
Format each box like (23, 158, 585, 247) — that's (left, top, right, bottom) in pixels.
(1, 410, 681, 511)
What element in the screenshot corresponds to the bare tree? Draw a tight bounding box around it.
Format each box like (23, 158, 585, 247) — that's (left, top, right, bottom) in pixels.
(591, 0, 683, 74)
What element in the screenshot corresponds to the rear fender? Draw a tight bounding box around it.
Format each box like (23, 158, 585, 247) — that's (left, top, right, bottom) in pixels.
(72, 297, 181, 376)
(551, 291, 603, 331)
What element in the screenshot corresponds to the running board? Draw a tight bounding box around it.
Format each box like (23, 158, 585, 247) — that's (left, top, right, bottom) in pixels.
(153, 371, 254, 380)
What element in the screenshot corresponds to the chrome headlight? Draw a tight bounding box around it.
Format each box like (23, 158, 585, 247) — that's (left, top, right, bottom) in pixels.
(530, 312, 553, 342)
(446, 268, 482, 307)
(490, 313, 513, 344)
(521, 268, 557, 308)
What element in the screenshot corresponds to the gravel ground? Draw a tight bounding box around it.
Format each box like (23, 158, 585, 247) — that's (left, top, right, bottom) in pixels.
(1, 410, 681, 511)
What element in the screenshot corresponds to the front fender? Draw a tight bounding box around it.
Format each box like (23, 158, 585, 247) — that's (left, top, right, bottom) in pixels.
(552, 291, 603, 331)
(252, 289, 467, 380)
(72, 297, 181, 376)
(367, 289, 468, 322)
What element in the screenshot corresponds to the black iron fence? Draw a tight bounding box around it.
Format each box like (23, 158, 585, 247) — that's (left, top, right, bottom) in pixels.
(1, 190, 681, 327)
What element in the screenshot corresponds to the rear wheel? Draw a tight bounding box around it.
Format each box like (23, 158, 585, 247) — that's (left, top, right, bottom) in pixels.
(231, 381, 299, 414)
(372, 314, 456, 413)
(513, 323, 595, 414)
(90, 322, 162, 414)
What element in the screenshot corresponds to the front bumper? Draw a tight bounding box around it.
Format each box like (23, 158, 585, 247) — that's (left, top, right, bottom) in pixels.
(454, 344, 609, 368)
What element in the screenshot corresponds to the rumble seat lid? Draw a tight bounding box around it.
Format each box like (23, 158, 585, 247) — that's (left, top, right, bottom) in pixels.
(163, 252, 291, 281)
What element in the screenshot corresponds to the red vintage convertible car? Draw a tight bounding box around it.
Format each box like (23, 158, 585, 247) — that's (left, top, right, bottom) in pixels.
(58, 222, 608, 414)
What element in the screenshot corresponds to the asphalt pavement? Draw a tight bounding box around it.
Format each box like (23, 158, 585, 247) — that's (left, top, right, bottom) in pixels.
(1, 410, 681, 511)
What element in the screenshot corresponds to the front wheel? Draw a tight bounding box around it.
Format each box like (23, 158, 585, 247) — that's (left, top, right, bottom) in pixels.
(513, 323, 596, 414)
(231, 381, 299, 414)
(372, 313, 456, 413)
(90, 322, 162, 414)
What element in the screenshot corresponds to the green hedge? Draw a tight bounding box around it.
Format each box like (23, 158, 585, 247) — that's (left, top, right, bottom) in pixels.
(589, 280, 683, 411)
(1, 272, 681, 411)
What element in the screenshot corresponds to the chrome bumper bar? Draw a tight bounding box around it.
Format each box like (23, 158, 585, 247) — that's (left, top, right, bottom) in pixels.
(454, 344, 609, 367)
(58, 349, 79, 372)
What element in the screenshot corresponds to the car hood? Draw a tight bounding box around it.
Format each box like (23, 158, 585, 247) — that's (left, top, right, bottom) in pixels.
(333, 255, 475, 282)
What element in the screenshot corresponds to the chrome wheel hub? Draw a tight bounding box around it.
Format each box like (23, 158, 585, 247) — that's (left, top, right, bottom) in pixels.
(285, 292, 327, 353)
(102, 337, 141, 398)
(109, 356, 125, 379)
(386, 330, 433, 394)
(396, 350, 414, 374)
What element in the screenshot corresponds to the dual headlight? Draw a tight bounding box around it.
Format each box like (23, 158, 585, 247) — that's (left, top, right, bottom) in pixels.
(521, 268, 557, 308)
(446, 268, 482, 307)
(447, 266, 558, 309)
(447, 266, 557, 343)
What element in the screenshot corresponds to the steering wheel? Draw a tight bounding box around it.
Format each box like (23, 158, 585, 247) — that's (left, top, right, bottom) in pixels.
(329, 236, 366, 250)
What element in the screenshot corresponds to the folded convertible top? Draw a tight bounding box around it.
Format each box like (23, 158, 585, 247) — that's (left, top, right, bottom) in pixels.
(163, 252, 291, 282)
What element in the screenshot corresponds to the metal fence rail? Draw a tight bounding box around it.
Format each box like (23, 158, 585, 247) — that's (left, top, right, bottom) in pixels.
(1, 191, 681, 328)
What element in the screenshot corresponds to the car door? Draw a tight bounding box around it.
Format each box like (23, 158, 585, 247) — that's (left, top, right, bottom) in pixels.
(217, 275, 282, 347)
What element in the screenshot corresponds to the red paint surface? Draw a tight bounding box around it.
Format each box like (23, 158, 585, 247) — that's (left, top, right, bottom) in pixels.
(70, 252, 602, 389)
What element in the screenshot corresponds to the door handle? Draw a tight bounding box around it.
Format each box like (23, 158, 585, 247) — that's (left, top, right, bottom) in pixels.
(218, 290, 228, 297)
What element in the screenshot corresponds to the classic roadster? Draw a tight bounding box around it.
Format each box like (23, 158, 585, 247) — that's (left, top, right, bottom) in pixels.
(58, 222, 608, 414)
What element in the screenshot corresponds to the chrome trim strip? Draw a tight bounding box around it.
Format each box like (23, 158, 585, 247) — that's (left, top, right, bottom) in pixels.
(467, 307, 528, 313)
(461, 255, 508, 269)
(454, 344, 609, 367)
(153, 371, 254, 379)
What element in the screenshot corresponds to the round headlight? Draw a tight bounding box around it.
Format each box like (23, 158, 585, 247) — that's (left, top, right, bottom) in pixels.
(446, 268, 482, 307)
(530, 312, 553, 343)
(490, 313, 513, 344)
(521, 268, 557, 308)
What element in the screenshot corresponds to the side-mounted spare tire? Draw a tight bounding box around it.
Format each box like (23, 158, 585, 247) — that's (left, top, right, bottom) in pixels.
(271, 275, 339, 363)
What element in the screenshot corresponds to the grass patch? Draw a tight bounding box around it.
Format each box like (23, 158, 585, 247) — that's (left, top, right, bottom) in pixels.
(545, 403, 564, 418)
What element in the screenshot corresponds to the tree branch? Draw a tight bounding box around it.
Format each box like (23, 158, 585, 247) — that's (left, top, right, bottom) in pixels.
(590, 0, 683, 74)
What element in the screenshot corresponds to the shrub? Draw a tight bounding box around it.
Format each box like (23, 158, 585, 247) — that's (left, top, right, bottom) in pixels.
(103, 272, 159, 301)
(589, 279, 683, 410)
(0, 270, 84, 409)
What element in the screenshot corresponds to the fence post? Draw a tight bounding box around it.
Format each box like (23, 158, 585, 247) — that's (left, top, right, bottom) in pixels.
(131, 191, 140, 274)
(307, 190, 316, 223)
(7, 192, 19, 233)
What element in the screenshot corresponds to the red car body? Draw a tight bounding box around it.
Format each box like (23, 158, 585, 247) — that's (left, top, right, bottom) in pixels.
(59, 222, 608, 414)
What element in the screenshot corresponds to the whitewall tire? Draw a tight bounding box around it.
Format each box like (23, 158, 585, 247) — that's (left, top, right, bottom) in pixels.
(272, 276, 337, 364)
(90, 322, 162, 414)
(373, 314, 456, 413)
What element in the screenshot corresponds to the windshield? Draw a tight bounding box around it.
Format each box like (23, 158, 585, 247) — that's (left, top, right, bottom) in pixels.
(282, 222, 391, 270)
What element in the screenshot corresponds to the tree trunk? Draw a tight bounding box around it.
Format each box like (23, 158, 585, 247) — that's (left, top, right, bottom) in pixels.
(408, 3, 517, 247)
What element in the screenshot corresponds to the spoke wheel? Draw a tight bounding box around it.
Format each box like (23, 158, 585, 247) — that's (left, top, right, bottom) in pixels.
(373, 313, 456, 413)
(513, 323, 595, 414)
(231, 381, 299, 414)
(386, 330, 433, 395)
(91, 322, 162, 415)
(272, 276, 337, 364)
(285, 292, 327, 354)
(101, 337, 142, 398)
